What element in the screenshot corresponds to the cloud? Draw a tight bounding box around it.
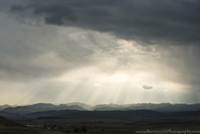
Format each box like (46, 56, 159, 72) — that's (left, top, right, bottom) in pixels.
(9, 0, 200, 46)
(1, 0, 200, 104)
(5, 0, 200, 87)
(142, 85, 153, 90)
(1, 6, 132, 81)
(93, 83, 101, 87)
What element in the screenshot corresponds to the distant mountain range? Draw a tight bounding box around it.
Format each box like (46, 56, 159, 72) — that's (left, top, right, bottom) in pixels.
(93, 103, 200, 112)
(1, 102, 200, 118)
(0, 104, 13, 111)
(0, 103, 85, 116)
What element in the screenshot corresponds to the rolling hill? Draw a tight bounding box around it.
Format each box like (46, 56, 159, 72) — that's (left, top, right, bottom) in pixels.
(0, 116, 23, 126)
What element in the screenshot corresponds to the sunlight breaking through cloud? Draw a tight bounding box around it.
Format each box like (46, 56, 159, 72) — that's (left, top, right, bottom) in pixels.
(0, 0, 200, 105)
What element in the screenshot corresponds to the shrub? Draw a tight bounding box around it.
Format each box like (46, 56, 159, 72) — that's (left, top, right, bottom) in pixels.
(73, 125, 80, 133)
(81, 125, 88, 132)
(65, 128, 72, 133)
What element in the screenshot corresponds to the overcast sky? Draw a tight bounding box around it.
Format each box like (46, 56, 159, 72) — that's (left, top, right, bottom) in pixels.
(0, 0, 200, 105)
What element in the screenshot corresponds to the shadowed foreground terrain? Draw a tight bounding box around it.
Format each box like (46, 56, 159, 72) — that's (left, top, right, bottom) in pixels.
(1, 109, 200, 134)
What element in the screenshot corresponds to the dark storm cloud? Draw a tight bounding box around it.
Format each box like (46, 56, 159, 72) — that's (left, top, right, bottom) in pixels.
(142, 85, 153, 90)
(0, 9, 122, 82)
(0, 0, 23, 11)
(10, 0, 200, 46)
(1, 0, 200, 89)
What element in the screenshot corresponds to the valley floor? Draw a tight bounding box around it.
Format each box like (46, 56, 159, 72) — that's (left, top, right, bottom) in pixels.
(1, 122, 200, 134)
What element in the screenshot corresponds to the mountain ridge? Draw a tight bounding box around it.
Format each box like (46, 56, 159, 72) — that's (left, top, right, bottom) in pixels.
(1, 102, 200, 117)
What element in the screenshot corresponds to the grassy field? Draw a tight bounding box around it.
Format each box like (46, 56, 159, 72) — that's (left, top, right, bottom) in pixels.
(0, 126, 64, 134)
(0, 126, 132, 134)
(1, 123, 200, 134)
(2, 113, 200, 134)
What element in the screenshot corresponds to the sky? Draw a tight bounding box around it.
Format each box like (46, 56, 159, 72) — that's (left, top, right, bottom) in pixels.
(0, 0, 200, 105)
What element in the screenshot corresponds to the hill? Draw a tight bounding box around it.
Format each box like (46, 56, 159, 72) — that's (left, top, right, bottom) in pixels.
(1, 103, 85, 115)
(0, 116, 23, 127)
(24, 109, 200, 120)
